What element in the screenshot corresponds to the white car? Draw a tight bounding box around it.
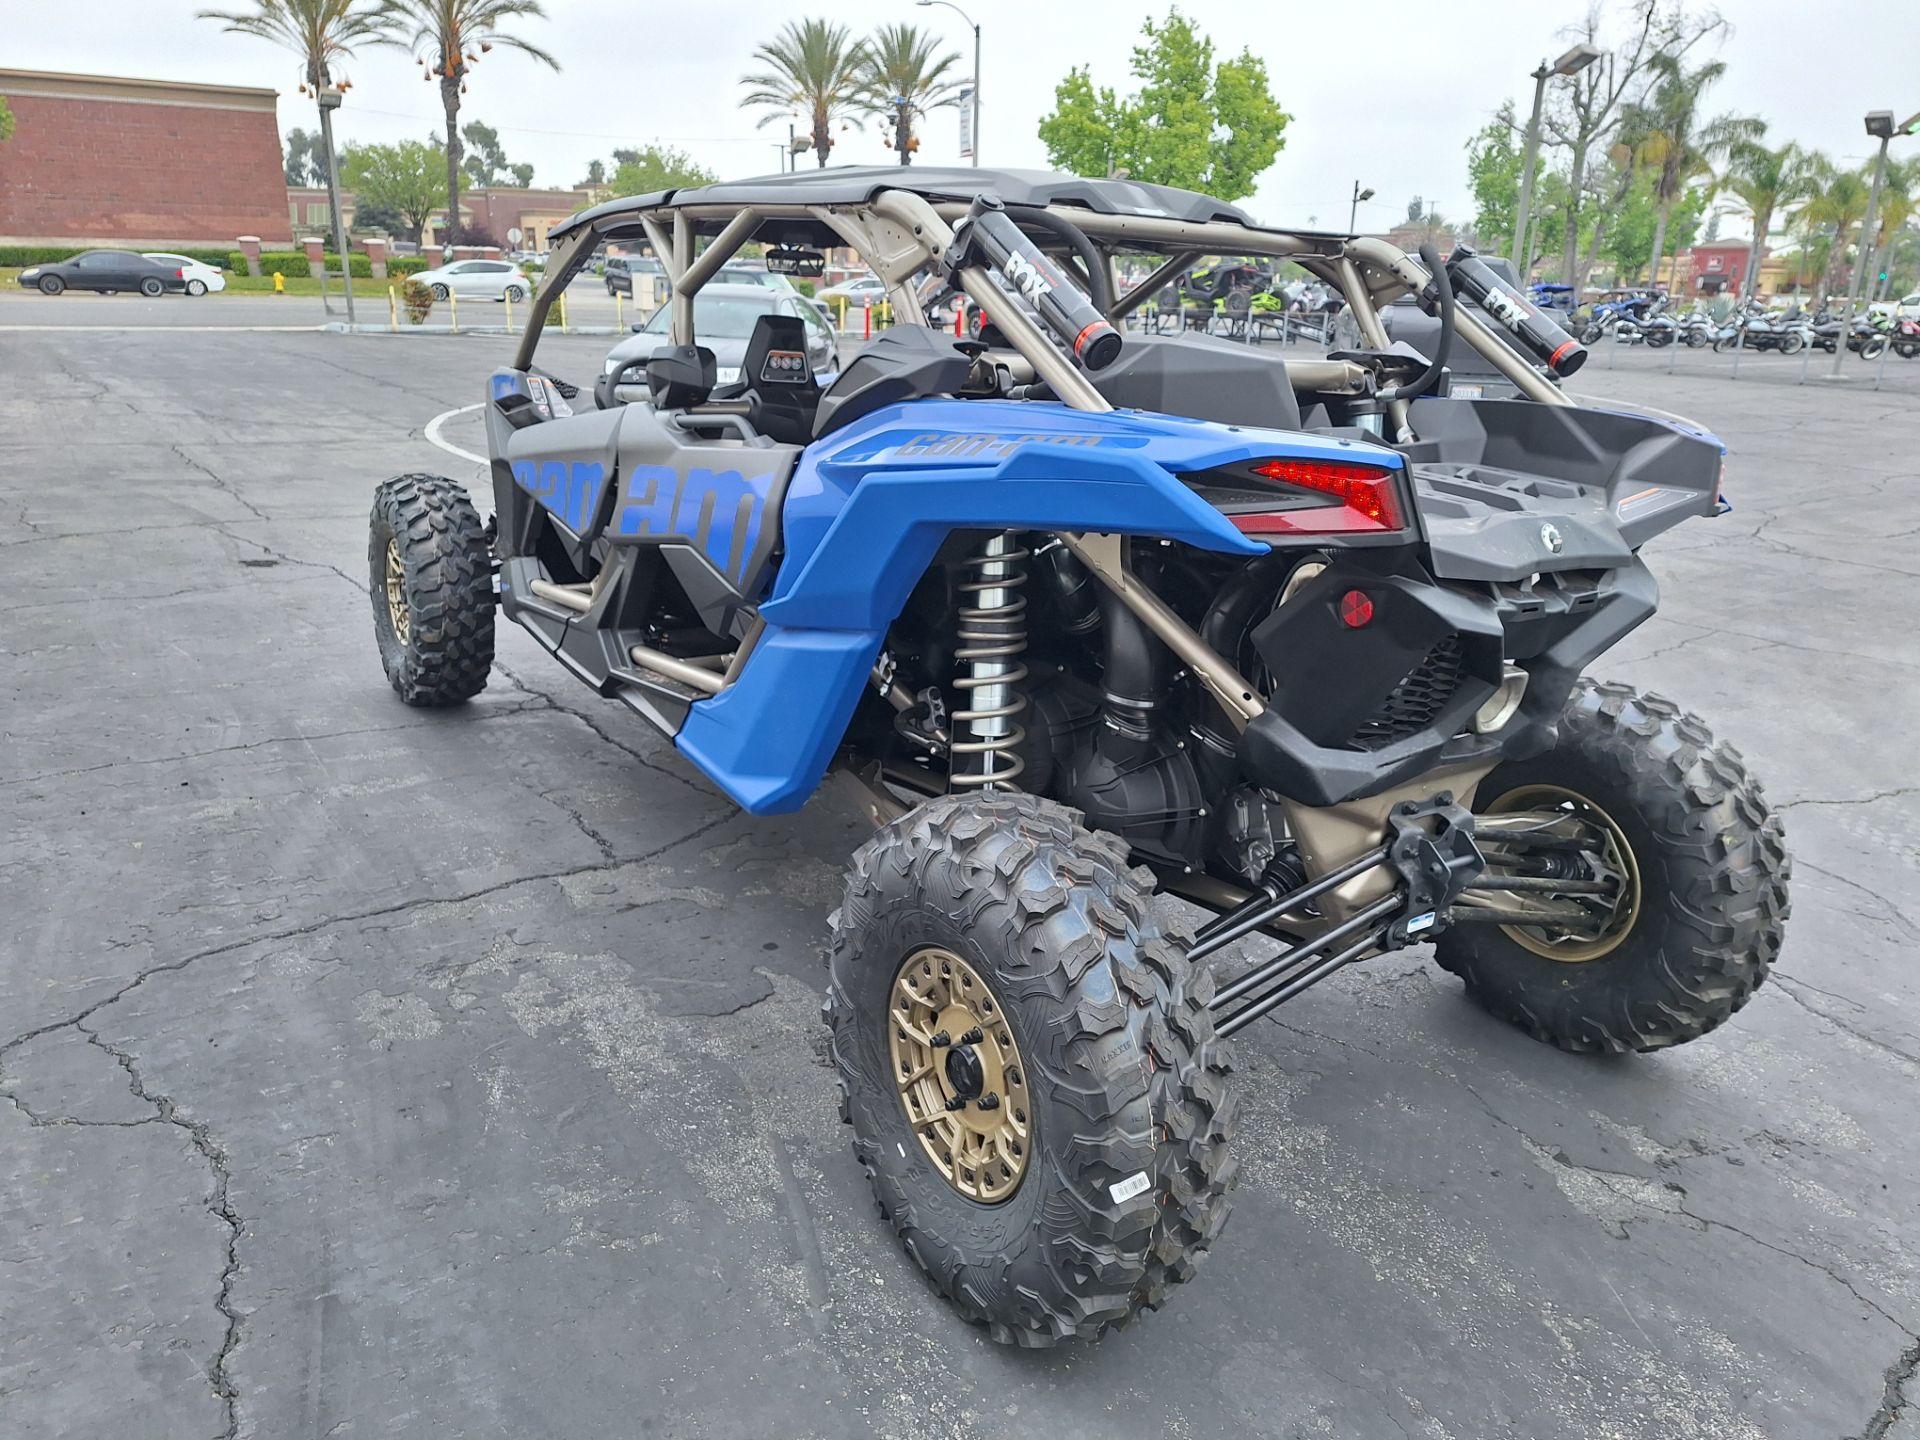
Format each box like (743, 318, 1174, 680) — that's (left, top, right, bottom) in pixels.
(144, 253, 227, 297)
(413, 258, 533, 303)
(1868, 290, 1920, 321)
(816, 274, 888, 308)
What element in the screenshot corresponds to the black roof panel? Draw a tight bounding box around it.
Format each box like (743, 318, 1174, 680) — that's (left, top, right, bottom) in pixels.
(553, 165, 1259, 243)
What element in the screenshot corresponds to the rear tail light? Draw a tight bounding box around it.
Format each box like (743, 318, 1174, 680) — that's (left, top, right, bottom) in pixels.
(1185, 456, 1408, 537)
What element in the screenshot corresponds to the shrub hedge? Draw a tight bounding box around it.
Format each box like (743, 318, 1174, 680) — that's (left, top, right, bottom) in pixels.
(234, 250, 377, 279)
(0, 244, 235, 268)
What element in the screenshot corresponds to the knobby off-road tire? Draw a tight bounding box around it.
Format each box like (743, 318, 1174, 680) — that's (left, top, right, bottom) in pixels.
(825, 792, 1236, 1346)
(1435, 680, 1789, 1054)
(368, 474, 494, 706)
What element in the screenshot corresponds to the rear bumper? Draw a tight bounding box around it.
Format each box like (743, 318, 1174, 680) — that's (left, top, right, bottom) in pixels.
(1238, 555, 1656, 806)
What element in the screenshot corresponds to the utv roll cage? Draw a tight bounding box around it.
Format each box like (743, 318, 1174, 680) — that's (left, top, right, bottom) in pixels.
(517, 165, 1571, 424)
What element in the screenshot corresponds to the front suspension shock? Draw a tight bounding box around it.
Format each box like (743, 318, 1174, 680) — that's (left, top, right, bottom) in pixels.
(950, 531, 1029, 788)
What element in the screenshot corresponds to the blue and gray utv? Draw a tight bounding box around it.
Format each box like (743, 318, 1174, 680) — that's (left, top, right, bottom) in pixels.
(368, 167, 1789, 1346)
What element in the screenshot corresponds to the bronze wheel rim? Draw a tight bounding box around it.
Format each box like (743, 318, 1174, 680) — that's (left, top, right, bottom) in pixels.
(1485, 784, 1641, 962)
(888, 947, 1031, 1203)
(384, 537, 410, 644)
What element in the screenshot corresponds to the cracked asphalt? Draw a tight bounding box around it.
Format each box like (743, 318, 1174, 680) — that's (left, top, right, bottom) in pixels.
(2, 329, 1917, 1439)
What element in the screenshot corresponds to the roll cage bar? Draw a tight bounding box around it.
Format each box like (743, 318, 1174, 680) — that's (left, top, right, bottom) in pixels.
(513, 180, 1571, 423)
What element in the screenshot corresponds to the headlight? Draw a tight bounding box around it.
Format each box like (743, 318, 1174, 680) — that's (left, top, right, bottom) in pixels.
(20, 268, 39, 279)
(715, 366, 741, 385)
(604, 357, 620, 374)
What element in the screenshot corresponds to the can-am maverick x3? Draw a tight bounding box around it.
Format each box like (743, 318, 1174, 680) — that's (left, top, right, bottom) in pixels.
(367, 166, 1789, 1346)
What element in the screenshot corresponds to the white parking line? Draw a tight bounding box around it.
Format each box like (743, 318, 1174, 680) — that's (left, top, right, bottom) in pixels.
(425, 403, 487, 465)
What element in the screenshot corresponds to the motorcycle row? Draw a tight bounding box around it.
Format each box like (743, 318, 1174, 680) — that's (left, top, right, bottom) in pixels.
(1572, 290, 1920, 360)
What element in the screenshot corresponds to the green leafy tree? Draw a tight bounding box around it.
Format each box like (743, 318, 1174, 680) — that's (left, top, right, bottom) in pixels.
(1465, 108, 1523, 256)
(342, 138, 446, 242)
(459, 118, 530, 187)
(1541, 2, 1729, 293)
(740, 19, 868, 168)
(198, 0, 398, 241)
(606, 143, 717, 198)
(1037, 9, 1288, 201)
(581, 158, 606, 187)
(0, 95, 13, 145)
(1801, 156, 1873, 300)
(284, 125, 315, 184)
(387, 0, 557, 247)
(1621, 55, 1762, 291)
(1722, 139, 1814, 299)
(860, 22, 962, 166)
(1598, 169, 1707, 285)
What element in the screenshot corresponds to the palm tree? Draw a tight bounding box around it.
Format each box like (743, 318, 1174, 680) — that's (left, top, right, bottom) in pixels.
(740, 19, 868, 168)
(1723, 140, 1814, 300)
(859, 22, 962, 166)
(1802, 157, 1873, 303)
(1624, 57, 1763, 292)
(1864, 156, 1919, 301)
(386, 0, 557, 250)
(197, 0, 397, 239)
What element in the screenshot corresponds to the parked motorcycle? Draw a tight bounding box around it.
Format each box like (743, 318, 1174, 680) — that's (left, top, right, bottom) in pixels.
(1712, 302, 1810, 355)
(1810, 309, 1890, 360)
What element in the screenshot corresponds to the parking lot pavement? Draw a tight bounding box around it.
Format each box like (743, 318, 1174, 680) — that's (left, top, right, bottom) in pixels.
(1, 327, 1916, 1440)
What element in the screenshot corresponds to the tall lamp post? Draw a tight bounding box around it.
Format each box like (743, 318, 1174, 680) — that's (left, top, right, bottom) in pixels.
(1514, 43, 1603, 276)
(916, 0, 979, 166)
(314, 85, 357, 326)
(1348, 181, 1374, 234)
(1826, 108, 1919, 379)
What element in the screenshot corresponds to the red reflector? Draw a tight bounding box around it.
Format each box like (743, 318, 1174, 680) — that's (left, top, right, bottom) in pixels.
(1241, 457, 1405, 533)
(1339, 590, 1374, 628)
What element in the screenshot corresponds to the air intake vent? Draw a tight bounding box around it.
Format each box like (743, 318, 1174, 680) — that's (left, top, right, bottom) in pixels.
(1346, 636, 1464, 750)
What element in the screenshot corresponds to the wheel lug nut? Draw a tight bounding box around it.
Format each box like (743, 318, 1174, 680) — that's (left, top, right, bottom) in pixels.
(929, 1030, 951, 1048)
(944, 1096, 968, 1112)
(975, 1092, 1000, 1111)
(958, 1026, 984, 1046)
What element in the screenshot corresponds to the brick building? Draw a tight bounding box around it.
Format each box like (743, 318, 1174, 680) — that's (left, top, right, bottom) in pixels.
(0, 68, 292, 248)
(284, 183, 602, 249)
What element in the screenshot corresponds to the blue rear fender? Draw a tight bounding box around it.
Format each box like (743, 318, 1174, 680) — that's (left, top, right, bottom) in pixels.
(674, 398, 1403, 814)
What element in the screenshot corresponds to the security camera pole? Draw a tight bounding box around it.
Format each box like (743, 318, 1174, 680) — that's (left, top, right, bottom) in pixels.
(317, 84, 357, 327)
(1514, 43, 1603, 276)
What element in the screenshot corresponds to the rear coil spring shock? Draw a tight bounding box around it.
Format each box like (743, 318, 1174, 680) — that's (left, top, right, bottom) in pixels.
(951, 532, 1029, 788)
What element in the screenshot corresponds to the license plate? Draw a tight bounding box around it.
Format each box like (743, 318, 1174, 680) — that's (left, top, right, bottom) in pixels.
(1451, 382, 1485, 399)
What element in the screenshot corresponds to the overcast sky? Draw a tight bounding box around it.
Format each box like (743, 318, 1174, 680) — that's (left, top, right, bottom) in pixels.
(13, 0, 1918, 231)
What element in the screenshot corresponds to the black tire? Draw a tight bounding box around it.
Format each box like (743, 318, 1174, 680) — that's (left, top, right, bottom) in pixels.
(1685, 328, 1709, 349)
(367, 474, 494, 706)
(1436, 680, 1789, 1054)
(825, 792, 1236, 1346)
(38, 275, 63, 295)
(1581, 323, 1603, 345)
(430, 283, 450, 301)
(1780, 331, 1805, 355)
(1646, 329, 1673, 348)
(139, 277, 164, 297)
(504, 283, 527, 303)
(1860, 336, 1887, 361)
(1895, 340, 1920, 359)
(1713, 333, 1739, 354)
(186, 279, 208, 297)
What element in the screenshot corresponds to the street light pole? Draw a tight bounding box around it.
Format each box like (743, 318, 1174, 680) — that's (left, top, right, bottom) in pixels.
(316, 84, 356, 327)
(1825, 109, 1916, 380)
(917, 0, 979, 166)
(1514, 63, 1550, 273)
(1348, 181, 1374, 234)
(1513, 43, 1602, 276)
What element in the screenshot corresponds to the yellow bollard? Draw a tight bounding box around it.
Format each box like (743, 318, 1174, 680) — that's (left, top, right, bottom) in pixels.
(559, 292, 569, 334)
(272, 271, 284, 294)
(615, 292, 623, 330)
(836, 295, 846, 332)
(504, 289, 514, 334)
(450, 290, 459, 334)
(388, 284, 398, 332)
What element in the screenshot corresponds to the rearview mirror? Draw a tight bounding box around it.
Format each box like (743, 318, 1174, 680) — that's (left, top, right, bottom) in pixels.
(766, 246, 826, 277)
